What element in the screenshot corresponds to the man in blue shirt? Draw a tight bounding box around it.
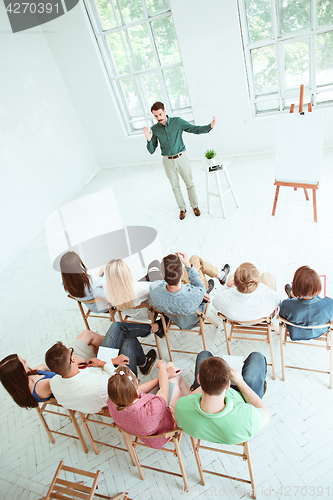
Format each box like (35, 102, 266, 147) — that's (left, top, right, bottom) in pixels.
(149, 252, 229, 331)
(143, 102, 216, 220)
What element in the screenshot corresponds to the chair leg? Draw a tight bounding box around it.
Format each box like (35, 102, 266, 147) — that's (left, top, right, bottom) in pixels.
(267, 325, 276, 380)
(127, 436, 145, 481)
(154, 334, 163, 359)
(244, 442, 256, 499)
(190, 437, 205, 486)
(36, 406, 55, 444)
(121, 431, 140, 469)
(223, 319, 231, 355)
(173, 435, 189, 492)
(199, 317, 207, 351)
(329, 330, 333, 389)
(78, 413, 100, 455)
(280, 324, 286, 382)
(162, 315, 173, 362)
(67, 410, 88, 453)
(78, 301, 90, 330)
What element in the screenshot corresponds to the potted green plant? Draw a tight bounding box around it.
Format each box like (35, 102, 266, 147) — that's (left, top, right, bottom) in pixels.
(205, 149, 217, 165)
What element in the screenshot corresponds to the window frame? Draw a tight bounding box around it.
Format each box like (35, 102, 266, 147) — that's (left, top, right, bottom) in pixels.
(83, 0, 193, 134)
(237, 0, 333, 116)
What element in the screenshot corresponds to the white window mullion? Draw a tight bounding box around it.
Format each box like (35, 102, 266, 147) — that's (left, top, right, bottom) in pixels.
(146, 15, 172, 112)
(237, 0, 256, 116)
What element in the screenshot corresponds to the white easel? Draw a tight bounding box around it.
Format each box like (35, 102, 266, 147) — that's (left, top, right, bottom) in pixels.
(204, 160, 239, 218)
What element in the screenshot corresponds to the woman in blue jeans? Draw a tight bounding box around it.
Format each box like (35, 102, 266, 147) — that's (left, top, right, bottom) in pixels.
(192, 350, 267, 398)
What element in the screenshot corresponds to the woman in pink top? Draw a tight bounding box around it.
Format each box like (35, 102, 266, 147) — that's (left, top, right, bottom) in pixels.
(107, 360, 195, 449)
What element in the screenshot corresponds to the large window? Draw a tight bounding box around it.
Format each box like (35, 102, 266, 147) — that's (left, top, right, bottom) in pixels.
(238, 0, 333, 114)
(85, 0, 193, 133)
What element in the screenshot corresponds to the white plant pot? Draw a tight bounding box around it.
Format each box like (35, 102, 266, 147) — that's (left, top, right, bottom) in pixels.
(206, 157, 216, 166)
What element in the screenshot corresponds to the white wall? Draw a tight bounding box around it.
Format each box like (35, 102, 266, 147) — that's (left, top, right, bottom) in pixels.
(40, 0, 333, 167)
(0, 2, 98, 270)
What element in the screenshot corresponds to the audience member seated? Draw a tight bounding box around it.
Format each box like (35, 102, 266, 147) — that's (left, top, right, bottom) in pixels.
(280, 265, 333, 340)
(104, 259, 163, 325)
(45, 322, 158, 414)
(175, 352, 270, 445)
(213, 262, 280, 322)
(149, 252, 229, 330)
(107, 360, 199, 449)
(60, 251, 109, 313)
(0, 329, 103, 408)
(0, 355, 56, 408)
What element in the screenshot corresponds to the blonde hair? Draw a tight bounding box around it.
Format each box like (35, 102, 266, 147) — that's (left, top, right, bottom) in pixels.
(234, 262, 260, 294)
(108, 366, 138, 411)
(104, 259, 136, 310)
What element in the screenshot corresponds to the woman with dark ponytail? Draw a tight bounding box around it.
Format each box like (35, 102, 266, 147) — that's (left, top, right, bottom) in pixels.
(0, 354, 56, 408)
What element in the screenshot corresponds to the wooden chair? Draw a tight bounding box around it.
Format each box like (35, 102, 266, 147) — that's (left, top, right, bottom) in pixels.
(113, 424, 190, 492)
(150, 305, 218, 362)
(191, 438, 256, 499)
(278, 315, 333, 388)
(36, 398, 89, 453)
(68, 295, 117, 330)
(78, 408, 135, 463)
(218, 312, 277, 380)
(117, 302, 163, 359)
(38, 460, 131, 500)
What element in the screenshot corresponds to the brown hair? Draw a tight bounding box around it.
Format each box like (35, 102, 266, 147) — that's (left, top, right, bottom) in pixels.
(199, 357, 231, 396)
(45, 342, 71, 377)
(162, 254, 183, 286)
(234, 262, 260, 294)
(292, 266, 321, 299)
(151, 101, 165, 112)
(107, 366, 138, 411)
(60, 251, 92, 298)
(0, 354, 38, 409)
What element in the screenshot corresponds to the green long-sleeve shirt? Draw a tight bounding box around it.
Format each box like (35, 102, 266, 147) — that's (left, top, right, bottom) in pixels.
(146, 116, 212, 157)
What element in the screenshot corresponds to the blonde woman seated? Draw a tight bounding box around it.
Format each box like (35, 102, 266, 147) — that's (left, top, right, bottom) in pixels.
(105, 259, 161, 322)
(107, 360, 197, 449)
(213, 262, 280, 322)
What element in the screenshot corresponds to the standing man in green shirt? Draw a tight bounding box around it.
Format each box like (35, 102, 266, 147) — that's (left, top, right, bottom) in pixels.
(143, 101, 216, 220)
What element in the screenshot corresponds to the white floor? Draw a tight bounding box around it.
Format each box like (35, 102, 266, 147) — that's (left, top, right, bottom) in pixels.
(1, 152, 333, 500)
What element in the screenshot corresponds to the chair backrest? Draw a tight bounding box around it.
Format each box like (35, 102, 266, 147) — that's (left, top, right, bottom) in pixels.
(41, 460, 131, 500)
(67, 294, 117, 329)
(147, 305, 217, 361)
(278, 315, 331, 331)
(68, 294, 110, 307)
(219, 311, 277, 380)
(218, 312, 273, 325)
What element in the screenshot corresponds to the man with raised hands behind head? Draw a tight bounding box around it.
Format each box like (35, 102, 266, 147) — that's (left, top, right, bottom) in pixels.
(144, 101, 216, 220)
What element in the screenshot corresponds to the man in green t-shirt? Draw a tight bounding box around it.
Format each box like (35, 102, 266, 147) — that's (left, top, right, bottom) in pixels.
(175, 352, 270, 445)
(143, 101, 216, 220)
